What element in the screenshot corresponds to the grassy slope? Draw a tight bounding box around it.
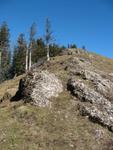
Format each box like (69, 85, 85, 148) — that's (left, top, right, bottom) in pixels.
(0, 52, 113, 149)
(0, 75, 25, 99)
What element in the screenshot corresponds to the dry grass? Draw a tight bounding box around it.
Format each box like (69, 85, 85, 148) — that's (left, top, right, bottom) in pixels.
(0, 91, 112, 150)
(0, 75, 25, 99)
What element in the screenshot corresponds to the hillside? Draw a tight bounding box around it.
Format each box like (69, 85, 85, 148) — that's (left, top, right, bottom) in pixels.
(0, 49, 113, 150)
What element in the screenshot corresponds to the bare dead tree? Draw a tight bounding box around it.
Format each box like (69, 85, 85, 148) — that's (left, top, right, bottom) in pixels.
(45, 18, 53, 61)
(0, 41, 3, 67)
(29, 23, 37, 70)
(25, 46, 28, 72)
(28, 46, 32, 71)
(0, 50, 1, 67)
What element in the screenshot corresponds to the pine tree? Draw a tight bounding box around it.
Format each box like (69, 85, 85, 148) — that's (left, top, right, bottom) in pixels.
(70, 44, 77, 49)
(12, 34, 27, 76)
(32, 38, 46, 63)
(0, 22, 11, 80)
(49, 44, 63, 57)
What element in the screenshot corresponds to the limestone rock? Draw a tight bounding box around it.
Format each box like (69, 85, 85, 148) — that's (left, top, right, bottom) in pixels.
(72, 69, 113, 99)
(14, 70, 63, 107)
(67, 79, 113, 131)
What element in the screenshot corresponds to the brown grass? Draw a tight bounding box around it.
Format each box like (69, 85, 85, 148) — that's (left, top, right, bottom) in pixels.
(0, 75, 25, 99)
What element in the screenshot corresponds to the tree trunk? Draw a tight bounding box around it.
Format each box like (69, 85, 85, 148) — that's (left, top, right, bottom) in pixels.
(25, 48, 28, 73)
(29, 48, 32, 70)
(0, 51, 1, 67)
(47, 45, 50, 61)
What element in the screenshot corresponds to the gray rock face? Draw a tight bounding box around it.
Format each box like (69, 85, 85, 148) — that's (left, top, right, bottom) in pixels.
(66, 55, 113, 131)
(67, 77, 113, 131)
(15, 70, 63, 107)
(68, 54, 113, 130)
(68, 79, 107, 105)
(73, 70, 113, 96)
(31, 71, 63, 107)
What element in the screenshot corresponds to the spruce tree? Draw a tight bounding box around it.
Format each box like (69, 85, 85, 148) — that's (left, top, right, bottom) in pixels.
(32, 38, 46, 63)
(0, 22, 11, 80)
(12, 34, 27, 76)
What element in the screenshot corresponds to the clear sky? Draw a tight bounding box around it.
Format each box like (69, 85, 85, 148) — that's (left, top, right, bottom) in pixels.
(0, 0, 113, 58)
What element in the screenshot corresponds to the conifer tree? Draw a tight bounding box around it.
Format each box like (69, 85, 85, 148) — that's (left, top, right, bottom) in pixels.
(12, 34, 27, 76)
(0, 22, 11, 79)
(32, 38, 46, 63)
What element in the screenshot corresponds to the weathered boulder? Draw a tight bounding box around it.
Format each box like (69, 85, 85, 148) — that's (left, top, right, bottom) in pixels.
(70, 69, 113, 99)
(13, 70, 63, 107)
(67, 79, 113, 131)
(68, 79, 113, 109)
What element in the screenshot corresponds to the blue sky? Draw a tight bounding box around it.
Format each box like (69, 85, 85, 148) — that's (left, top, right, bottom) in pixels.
(0, 0, 113, 58)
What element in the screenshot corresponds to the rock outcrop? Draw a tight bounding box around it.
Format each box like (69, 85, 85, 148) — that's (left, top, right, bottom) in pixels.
(67, 76, 113, 131)
(13, 70, 63, 107)
(75, 70, 113, 96)
(66, 55, 113, 132)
